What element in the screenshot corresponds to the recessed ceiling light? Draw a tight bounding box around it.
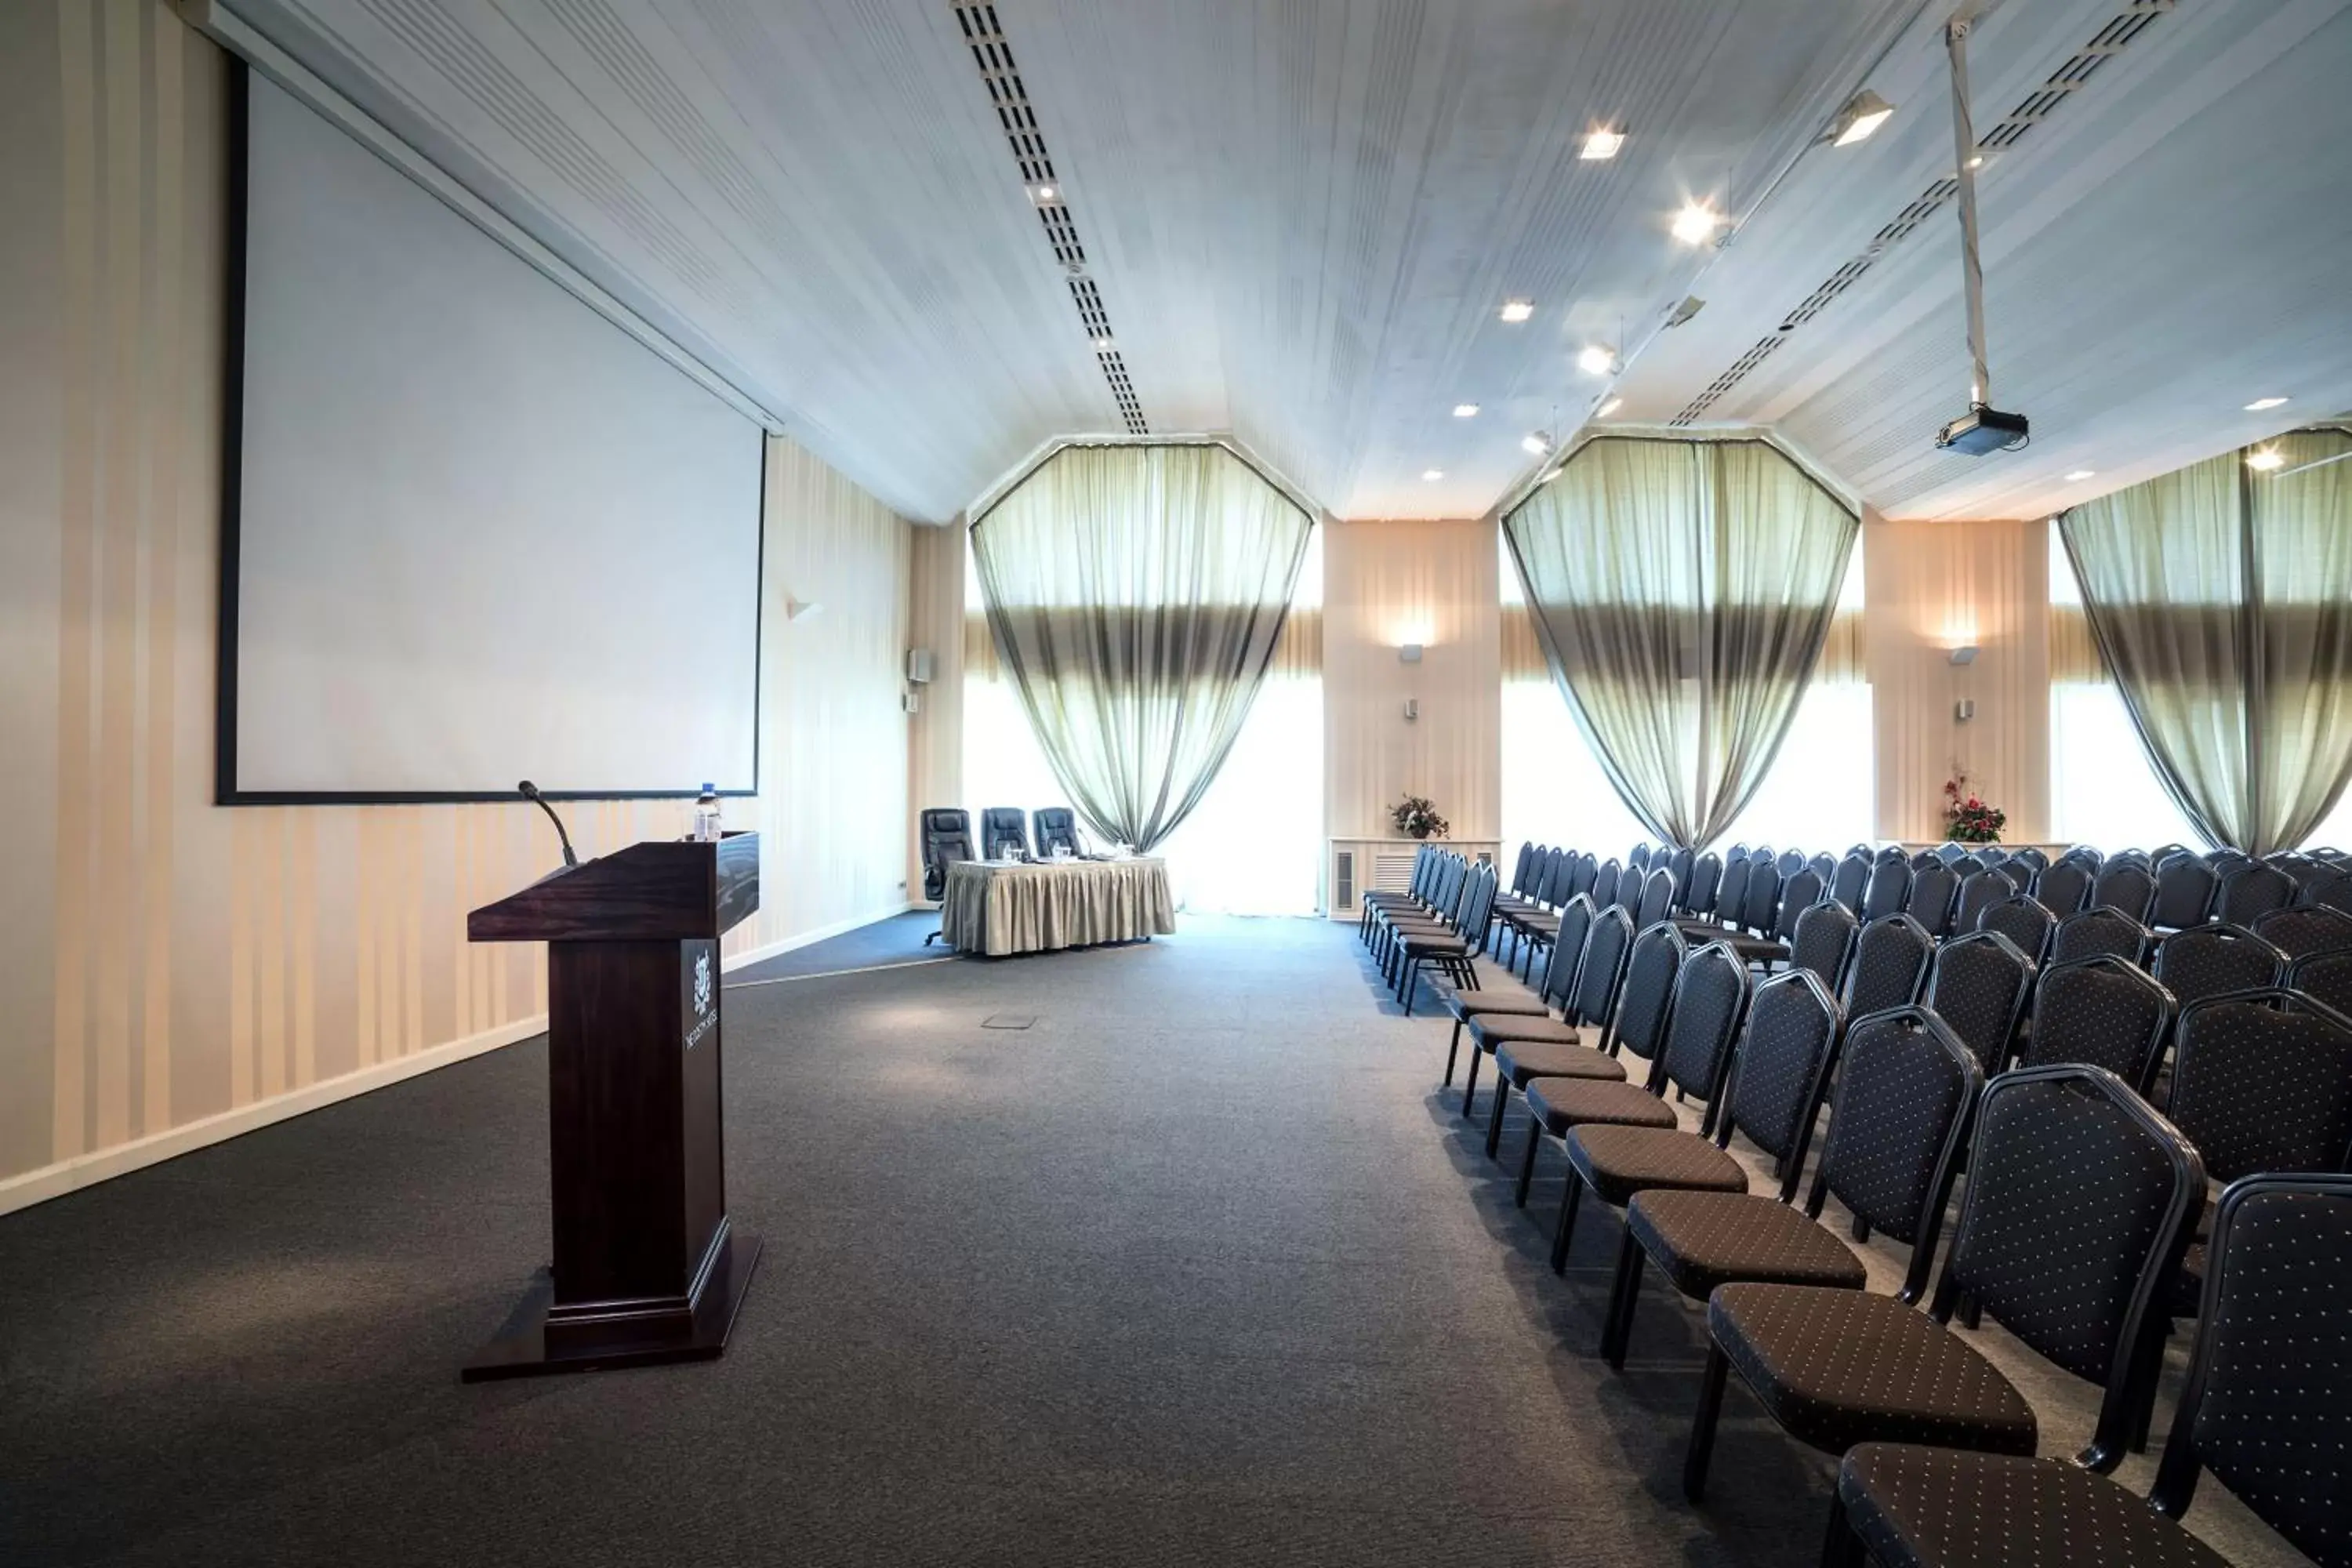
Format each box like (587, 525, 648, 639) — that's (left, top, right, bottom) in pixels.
(1029, 182, 1058, 202)
(1577, 345, 1619, 376)
(1422, 468, 1444, 481)
(1499, 299, 1535, 323)
(2245, 396, 2289, 412)
(1671, 201, 1723, 245)
(1091, 334, 1115, 350)
(1522, 433, 1552, 456)
(1580, 126, 1625, 161)
(1828, 89, 1896, 147)
(2246, 448, 2285, 472)
(1453, 403, 1480, 418)
(1598, 397, 1624, 418)
(2064, 469, 2096, 481)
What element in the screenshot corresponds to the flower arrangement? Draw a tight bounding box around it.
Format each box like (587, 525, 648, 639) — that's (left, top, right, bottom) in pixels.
(1391, 793, 1450, 841)
(1943, 775, 2006, 844)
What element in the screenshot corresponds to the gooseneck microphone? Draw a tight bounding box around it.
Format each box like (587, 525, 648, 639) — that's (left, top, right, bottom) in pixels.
(516, 780, 579, 868)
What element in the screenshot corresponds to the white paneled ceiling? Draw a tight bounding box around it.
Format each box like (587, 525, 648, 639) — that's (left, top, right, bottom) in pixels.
(216, 0, 2352, 523)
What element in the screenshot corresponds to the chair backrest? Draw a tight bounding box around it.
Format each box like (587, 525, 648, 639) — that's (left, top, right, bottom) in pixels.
(2169, 989, 2352, 1181)
(2299, 862, 2352, 915)
(2032, 858, 2092, 916)
(1681, 852, 1722, 917)
(2154, 922, 2288, 1008)
(2288, 948, 2352, 1020)
(1031, 808, 1081, 858)
(1828, 853, 1871, 913)
(2009, 846, 2051, 873)
(1808, 1005, 1981, 1303)
(1844, 913, 1936, 1018)
(1788, 899, 1860, 996)
(1776, 848, 1806, 877)
(1994, 857, 2037, 891)
(1508, 842, 1537, 896)
(2050, 906, 2154, 967)
(1739, 861, 1782, 935)
(1666, 845, 1697, 906)
(2216, 862, 2298, 927)
(1954, 869, 2009, 934)
(980, 806, 1029, 860)
(2061, 844, 2107, 873)
(1454, 862, 1499, 949)
(1931, 1065, 2205, 1466)
(1860, 857, 1911, 922)
(2150, 1172, 2352, 1562)
(1725, 842, 1751, 866)
(1603, 921, 1687, 1060)
(2090, 861, 2157, 924)
(1874, 844, 1908, 865)
(1772, 868, 1824, 941)
(1540, 896, 1596, 1009)
(1628, 843, 1653, 873)
(1719, 970, 1843, 1190)
(1590, 858, 1623, 912)
(919, 808, 975, 898)
(1651, 942, 1751, 1116)
(1922, 930, 2036, 1072)
(1905, 863, 1961, 936)
(1570, 851, 1599, 901)
(1570, 905, 1638, 1029)
(2020, 955, 2176, 1092)
(1808, 851, 1838, 885)
(2252, 902, 2352, 960)
(1543, 847, 1575, 906)
(1975, 892, 2056, 964)
(1909, 848, 1942, 870)
(1634, 867, 1675, 930)
(2152, 855, 2220, 929)
(1714, 855, 1753, 925)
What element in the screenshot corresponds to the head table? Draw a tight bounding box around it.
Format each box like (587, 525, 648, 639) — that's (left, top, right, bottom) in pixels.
(938, 857, 1177, 957)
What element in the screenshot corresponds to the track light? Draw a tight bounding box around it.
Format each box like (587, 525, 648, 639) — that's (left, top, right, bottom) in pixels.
(1498, 299, 1534, 323)
(1580, 125, 1625, 161)
(1522, 433, 1552, 456)
(1577, 345, 1618, 376)
(1453, 403, 1480, 418)
(1827, 89, 1896, 147)
(1670, 201, 1723, 245)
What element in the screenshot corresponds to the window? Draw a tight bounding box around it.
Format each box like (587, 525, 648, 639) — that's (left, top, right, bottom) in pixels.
(963, 529, 1324, 915)
(1716, 550, 1871, 855)
(2046, 521, 2205, 850)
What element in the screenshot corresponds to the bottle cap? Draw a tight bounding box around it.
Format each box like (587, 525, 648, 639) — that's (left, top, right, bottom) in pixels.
(701, 782, 715, 793)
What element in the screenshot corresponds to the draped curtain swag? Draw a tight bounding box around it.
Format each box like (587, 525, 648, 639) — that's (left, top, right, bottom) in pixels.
(971, 442, 1313, 852)
(2059, 427, 2352, 853)
(1504, 436, 1858, 851)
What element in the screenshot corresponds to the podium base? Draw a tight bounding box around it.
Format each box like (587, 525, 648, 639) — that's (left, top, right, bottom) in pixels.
(461, 1229, 763, 1382)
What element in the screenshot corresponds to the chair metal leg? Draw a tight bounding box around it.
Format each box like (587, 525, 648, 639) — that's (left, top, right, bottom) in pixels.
(1683, 1342, 1731, 1501)
(1484, 1075, 1511, 1158)
(1443, 1019, 1464, 1087)
(1549, 1169, 1586, 1273)
(1819, 1491, 1866, 1568)
(1515, 1120, 1542, 1207)
(1459, 1047, 1482, 1119)
(1600, 1226, 1643, 1367)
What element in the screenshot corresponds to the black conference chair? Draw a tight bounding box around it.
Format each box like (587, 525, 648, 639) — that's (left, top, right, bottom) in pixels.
(1787, 898, 1860, 998)
(2252, 901, 2352, 960)
(980, 806, 1029, 861)
(1860, 857, 1911, 923)
(1460, 897, 1624, 1116)
(1842, 913, 1935, 1020)
(1828, 854, 1871, 913)
(2165, 989, 2352, 1243)
(2018, 955, 2175, 1094)
(2288, 947, 2352, 1018)
(1976, 893, 2056, 966)
(1031, 807, 1081, 858)
(1484, 906, 1639, 1158)
(1682, 1064, 2205, 1501)
(1904, 863, 1962, 938)
(2152, 922, 2286, 1010)
(2214, 861, 2296, 926)
(2091, 859, 2158, 924)
(2033, 858, 2092, 917)
(1608, 1006, 1979, 1368)
(1920, 929, 2034, 1073)
(1824, 1172, 2352, 1568)
(2051, 905, 2154, 966)
(2150, 855, 2219, 931)
(1953, 869, 2009, 935)
(918, 808, 975, 946)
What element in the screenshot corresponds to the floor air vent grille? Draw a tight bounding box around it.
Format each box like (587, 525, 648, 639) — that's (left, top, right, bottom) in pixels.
(950, 2, 1149, 434)
(1671, 0, 2176, 426)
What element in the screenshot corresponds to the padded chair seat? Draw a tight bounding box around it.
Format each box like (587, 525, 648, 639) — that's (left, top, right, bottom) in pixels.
(1627, 1190, 1867, 1300)
(1397, 931, 1471, 955)
(1491, 1040, 1627, 1089)
(1467, 1014, 1583, 1051)
(1524, 1079, 1679, 1136)
(1563, 1125, 1747, 1207)
(1514, 912, 1561, 935)
(1837, 1444, 2227, 1568)
(1726, 935, 1790, 966)
(1708, 1286, 2037, 1457)
(1446, 988, 1550, 1022)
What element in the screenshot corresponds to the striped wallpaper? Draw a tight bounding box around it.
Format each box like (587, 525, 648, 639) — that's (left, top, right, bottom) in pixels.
(0, 2, 913, 1200)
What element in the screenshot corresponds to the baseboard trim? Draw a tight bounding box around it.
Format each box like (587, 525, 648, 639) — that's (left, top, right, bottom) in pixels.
(0, 902, 917, 1218)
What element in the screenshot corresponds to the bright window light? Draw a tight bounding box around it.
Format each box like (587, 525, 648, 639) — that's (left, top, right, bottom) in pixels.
(1580, 127, 1625, 161)
(2247, 448, 2285, 472)
(1499, 299, 1535, 323)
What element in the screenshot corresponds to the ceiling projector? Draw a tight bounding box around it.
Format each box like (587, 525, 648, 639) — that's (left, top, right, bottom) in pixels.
(1936, 404, 2029, 455)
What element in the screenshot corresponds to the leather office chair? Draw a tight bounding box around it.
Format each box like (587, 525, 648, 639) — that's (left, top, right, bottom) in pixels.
(919, 808, 975, 946)
(981, 807, 1029, 862)
(1032, 808, 1082, 858)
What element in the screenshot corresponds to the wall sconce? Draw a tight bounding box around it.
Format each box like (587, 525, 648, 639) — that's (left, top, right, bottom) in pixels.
(1954, 699, 1976, 723)
(1399, 644, 1424, 664)
(1403, 698, 1419, 722)
(1947, 644, 1978, 666)
(786, 596, 824, 622)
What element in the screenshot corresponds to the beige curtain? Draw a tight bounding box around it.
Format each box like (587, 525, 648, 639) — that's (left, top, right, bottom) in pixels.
(2058, 428, 2352, 852)
(1504, 436, 1857, 849)
(971, 443, 1312, 852)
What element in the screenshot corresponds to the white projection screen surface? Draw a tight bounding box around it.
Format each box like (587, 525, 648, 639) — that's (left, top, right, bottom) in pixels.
(225, 72, 763, 802)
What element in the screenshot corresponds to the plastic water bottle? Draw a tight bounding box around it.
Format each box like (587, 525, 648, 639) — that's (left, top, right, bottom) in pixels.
(693, 783, 721, 843)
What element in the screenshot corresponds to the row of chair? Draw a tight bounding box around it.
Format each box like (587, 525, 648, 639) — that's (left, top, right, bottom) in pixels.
(1367, 838, 2352, 1566)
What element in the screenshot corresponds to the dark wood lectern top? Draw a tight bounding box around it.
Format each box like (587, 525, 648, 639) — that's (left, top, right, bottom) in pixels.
(468, 831, 760, 943)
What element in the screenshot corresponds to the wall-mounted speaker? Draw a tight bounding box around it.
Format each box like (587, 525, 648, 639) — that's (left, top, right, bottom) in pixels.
(906, 648, 935, 684)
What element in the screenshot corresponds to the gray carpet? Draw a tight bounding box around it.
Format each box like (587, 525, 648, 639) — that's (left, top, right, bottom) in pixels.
(0, 916, 2297, 1566)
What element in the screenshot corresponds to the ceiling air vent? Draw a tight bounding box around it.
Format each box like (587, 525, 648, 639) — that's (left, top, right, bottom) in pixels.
(950, 2, 1148, 434)
(1671, 0, 2176, 426)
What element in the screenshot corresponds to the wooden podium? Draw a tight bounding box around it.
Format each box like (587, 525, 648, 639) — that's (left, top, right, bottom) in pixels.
(462, 832, 762, 1380)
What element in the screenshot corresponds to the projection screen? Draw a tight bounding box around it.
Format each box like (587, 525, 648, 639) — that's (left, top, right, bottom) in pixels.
(223, 71, 764, 803)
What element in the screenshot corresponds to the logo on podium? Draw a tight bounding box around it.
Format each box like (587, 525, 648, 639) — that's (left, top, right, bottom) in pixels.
(683, 942, 718, 1051)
